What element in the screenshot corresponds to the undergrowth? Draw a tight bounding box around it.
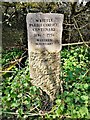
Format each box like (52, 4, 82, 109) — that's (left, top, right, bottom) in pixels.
(1, 45, 90, 119)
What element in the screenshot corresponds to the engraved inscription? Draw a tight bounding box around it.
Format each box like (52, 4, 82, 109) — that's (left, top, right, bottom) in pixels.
(27, 13, 64, 52)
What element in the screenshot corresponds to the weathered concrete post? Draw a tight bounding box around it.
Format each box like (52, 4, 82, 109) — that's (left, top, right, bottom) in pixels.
(26, 13, 64, 101)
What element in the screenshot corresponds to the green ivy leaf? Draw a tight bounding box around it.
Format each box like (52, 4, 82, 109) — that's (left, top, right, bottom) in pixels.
(81, 95, 88, 101)
(84, 84, 88, 89)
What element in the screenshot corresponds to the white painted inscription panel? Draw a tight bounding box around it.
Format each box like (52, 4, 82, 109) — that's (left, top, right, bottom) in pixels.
(27, 13, 64, 52)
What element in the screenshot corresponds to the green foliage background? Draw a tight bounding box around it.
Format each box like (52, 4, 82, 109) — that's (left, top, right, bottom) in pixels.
(1, 1, 90, 120)
(2, 46, 90, 119)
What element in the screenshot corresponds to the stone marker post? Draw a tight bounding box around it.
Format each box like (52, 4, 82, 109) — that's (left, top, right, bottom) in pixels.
(26, 13, 64, 101)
